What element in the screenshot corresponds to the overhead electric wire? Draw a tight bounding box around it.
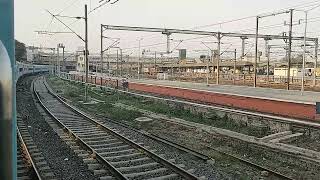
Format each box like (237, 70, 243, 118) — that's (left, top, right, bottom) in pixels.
(89, 0, 119, 14)
(46, 9, 85, 42)
(44, 16, 54, 32)
(56, 0, 82, 15)
(47, 0, 120, 36)
(192, 0, 320, 30)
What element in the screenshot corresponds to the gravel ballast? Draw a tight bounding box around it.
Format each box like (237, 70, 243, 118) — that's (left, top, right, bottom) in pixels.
(17, 75, 98, 180)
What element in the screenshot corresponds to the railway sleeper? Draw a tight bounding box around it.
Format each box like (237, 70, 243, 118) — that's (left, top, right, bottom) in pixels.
(117, 162, 161, 173)
(94, 144, 131, 152)
(97, 148, 136, 156)
(103, 152, 145, 162)
(88, 140, 124, 147)
(123, 167, 172, 179)
(77, 133, 111, 139)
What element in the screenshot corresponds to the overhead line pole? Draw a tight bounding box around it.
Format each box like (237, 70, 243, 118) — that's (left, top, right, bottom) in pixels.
(84, 4, 89, 102)
(233, 49, 237, 85)
(302, 11, 307, 94)
(253, 10, 291, 88)
(120, 48, 123, 77)
(138, 38, 142, 79)
(100, 24, 104, 76)
(216, 32, 221, 85)
(314, 39, 319, 86)
(57, 44, 60, 75)
(62, 45, 65, 72)
(267, 45, 271, 84)
(116, 49, 119, 77)
(254, 16, 259, 87)
(287, 9, 293, 90)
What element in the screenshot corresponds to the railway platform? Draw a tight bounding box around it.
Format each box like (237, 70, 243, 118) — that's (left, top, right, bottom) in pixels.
(127, 79, 319, 121)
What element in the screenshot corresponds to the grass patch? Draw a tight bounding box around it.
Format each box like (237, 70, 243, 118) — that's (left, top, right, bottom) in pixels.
(47, 75, 271, 137)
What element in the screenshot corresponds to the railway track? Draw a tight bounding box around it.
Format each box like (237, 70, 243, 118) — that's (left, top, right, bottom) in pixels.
(53, 76, 297, 179)
(34, 77, 200, 180)
(17, 118, 56, 180)
(17, 132, 38, 180)
(97, 117, 294, 180)
(59, 76, 301, 179)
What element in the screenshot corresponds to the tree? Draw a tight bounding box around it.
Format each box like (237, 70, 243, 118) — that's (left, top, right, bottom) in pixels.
(15, 39, 26, 62)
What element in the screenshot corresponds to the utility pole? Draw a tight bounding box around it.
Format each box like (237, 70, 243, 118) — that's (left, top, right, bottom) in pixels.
(166, 33, 171, 54)
(267, 45, 271, 84)
(253, 10, 290, 88)
(120, 48, 123, 77)
(241, 37, 247, 59)
(302, 11, 307, 93)
(100, 24, 103, 76)
(154, 51, 157, 75)
(62, 45, 65, 72)
(138, 38, 142, 79)
(45, 5, 90, 101)
(52, 48, 55, 74)
(287, 9, 293, 90)
(107, 51, 110, 76)
(314, 39, 319, 86)
(206, 51, 209, 86)
(216, 32, 221, 85)
(233, 49, 237, 85)
(57, 45, 60, 75)
(254, 16, 259, 87)
(84, 4, 89, 102)
(116, 49, 119, 77)
(127, 55, 130, 76)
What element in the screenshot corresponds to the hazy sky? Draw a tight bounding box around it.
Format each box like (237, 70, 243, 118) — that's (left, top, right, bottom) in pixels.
(15, 0, 320, 58)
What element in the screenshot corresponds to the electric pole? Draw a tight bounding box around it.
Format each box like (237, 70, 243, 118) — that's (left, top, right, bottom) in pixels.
(52, 48, 55, 74)
(254, 16, 259, 88)
(233, 49, 237, 85)
(302, 11, 307, 93)
(84, 4, 89, 102)
(100, 24, 103, 76)
(287, 9, 293, 90)
(120, 48, 123, 77)
(154, 51, 157, 75)
(116, 49, 119, 77)
(57, 44, 60, 75)
(267, 45, 271, 84)
(314, 39, 319, 86)
(62, 45, 65, 73)
(216, 32, 221, 85)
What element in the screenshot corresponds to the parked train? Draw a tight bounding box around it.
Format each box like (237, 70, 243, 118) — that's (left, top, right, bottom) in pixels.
(16, 62, 51, 80)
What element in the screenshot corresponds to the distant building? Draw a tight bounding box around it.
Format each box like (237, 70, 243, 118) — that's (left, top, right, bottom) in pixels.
(76, 54, 86, 73)
(178, 49, 186, 60)
(274, 67, 314, 77)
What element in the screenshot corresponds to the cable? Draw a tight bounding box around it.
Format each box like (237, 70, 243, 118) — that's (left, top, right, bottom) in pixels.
(192, 0, 320, 30)
(45, 16, 54, 32)
(229, 15, 320, 34)
(192, 16, 256, 30)
(56, 0, 82, 15)
(89, 0, 120, 14)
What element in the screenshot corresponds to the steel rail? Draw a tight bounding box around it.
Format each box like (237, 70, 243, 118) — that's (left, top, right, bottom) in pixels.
(51, 82, 210, 161)
(33, 78, 128, 180)
(57, 76, 296, 179)
(17, 127, 42, 180)
(88, 113, 294, 180)
(84, 86, 296, 180)
(58, 75, 315, 179)
(39, 77, 199, 180)
(54, 80, 295, 180)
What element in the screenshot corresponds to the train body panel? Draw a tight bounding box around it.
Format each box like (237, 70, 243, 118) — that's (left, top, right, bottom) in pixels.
(16, 62, 51, 80)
